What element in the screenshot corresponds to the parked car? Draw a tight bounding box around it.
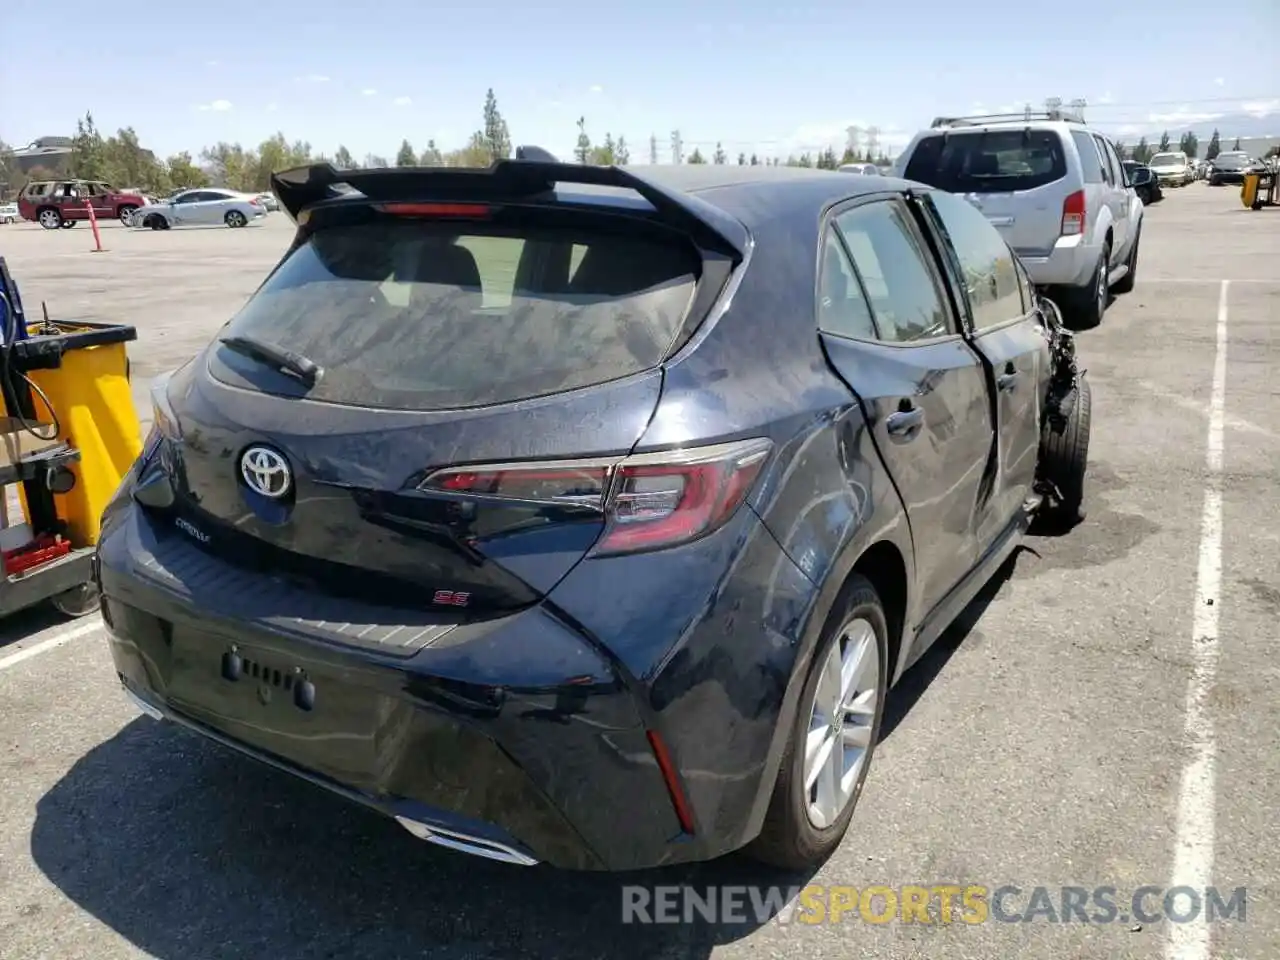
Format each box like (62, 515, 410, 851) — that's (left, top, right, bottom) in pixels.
(254, 191, 281, 212)
(1207, 151, 1256, 186)
(0, 202, 17, 224)
(97, 157, 1092, 874)
(17, 179, 147, 229)
(894, 110, 1142, 327)
(837, 163, 879, 175)
(134, 188, 267, 229)
(1123, 161, 1164, 205)
(1146, 151, 1193, 187)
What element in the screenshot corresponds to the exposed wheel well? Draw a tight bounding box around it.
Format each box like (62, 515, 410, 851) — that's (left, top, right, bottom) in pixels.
(851, 541, 907, 684)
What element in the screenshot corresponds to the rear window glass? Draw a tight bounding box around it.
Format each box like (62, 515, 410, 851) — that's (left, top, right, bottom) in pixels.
(211, 218, 700, 410)
(904, 129, 1068, 193)
(1149, 153, 1185, 166)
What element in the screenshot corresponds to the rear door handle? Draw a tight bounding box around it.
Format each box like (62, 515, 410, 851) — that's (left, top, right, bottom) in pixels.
(886, 407, 925, 438)
(997, 371, 1019, 392)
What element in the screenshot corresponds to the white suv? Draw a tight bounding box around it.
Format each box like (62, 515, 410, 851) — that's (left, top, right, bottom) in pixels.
(893, 111, 1143, 327)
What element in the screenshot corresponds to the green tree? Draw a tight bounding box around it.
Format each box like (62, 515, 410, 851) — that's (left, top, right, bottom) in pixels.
(333, 145, 356, 169)
(1231, 137, 1241, 150)
(589, 133, 617, 165)
(687, 147, 707, 164)
(165, 152, 208, 189)
(103, 127, 167, 191)
(1158, 131, 1171, 152)
(395, 139, 417, 166)
(798, 152, 813, 168)
(712, 142, 726, 164)
(1133, 137, 1150, 163)
(200, 142, 256, 190)
(444, 133, 490, 167)
(418, 140, 444, 165)
(575, 117, 592, 164)
(1182, 131, 1199, 158)
(817, 146, 838, 169)
(1205, 130, 1221, 161)
(840, 146, 856, 165)
(1114, 140, 1128, 159)
(737, 152, 746, 165)
(784, 155, 799, 167)
(749, 153, 760, 166)
(71, 112, 109, 180)
(482, 88, 511, 161)
(364, 153, 390, 168)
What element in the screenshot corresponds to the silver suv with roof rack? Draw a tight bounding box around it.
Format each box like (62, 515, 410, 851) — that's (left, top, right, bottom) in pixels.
(892, 110, 1143, 327)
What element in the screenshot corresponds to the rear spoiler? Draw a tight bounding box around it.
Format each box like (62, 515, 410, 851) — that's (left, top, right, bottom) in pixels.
(269, 150, 748, 258)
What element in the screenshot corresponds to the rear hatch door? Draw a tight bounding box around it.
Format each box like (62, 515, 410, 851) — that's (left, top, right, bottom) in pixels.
(903, 128, 1069, 256)
(144, 166, 741, 626)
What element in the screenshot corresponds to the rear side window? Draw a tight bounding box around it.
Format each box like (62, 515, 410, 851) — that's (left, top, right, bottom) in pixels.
(212, 218, 700, 410)
(1071, 132, 1105, 183)
(833, 200, 952, 343)
(903, 129, 1068, 193)
(817, 226, 877, 340)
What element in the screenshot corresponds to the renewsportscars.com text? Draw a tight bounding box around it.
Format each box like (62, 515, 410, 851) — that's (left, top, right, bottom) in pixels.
(621, 884, 1247, 926)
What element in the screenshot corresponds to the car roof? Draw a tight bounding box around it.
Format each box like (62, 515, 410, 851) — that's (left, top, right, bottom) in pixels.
(591, 164, 919, 231)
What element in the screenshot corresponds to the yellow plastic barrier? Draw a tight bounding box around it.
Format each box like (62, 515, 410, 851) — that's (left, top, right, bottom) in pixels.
(1241, 173, 1260, 209)
(12, 322, 142, 548)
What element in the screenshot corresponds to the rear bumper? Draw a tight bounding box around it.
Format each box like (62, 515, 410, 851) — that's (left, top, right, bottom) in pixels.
(1017, 234, 1104, 289)
(96, 499, 817, 871)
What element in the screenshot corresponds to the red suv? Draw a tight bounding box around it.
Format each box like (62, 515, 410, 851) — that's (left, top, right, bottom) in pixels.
(18, 179, 147, 230)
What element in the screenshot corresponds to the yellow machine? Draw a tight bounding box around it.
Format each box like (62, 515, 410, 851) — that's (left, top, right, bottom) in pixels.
(0, 257, 142, 618)
(1241, 167, 1277, 210)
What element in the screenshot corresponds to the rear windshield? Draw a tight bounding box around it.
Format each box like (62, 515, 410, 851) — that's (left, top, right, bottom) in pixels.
(1214, 153, 1248, 167)
(1149, 153, 1185, 166)
(903, 129, 1067, 193)
(210, 217, 700, 410)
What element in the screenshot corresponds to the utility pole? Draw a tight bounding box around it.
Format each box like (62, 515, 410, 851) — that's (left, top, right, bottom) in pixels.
(649, 134, 659, 165)
(1069, 97, 1088, 121)
(670, 130, 683, 165)
(865, 126, 881, 161)
(845, 125, 862, 159)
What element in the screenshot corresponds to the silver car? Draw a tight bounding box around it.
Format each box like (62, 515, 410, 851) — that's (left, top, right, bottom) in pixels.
(893, 110, 1143, 327)
(133, 188, 267, 230)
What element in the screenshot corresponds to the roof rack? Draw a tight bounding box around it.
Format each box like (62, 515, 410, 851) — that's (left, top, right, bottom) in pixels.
(930, 110, 1086, 129)
(269, 147, 748, 257)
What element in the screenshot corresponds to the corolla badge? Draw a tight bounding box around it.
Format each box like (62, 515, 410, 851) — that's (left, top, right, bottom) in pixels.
(240, 445, 292, 499)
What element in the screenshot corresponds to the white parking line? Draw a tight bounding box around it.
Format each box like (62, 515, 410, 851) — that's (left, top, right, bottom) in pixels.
(0, 619, 103, 672)
(1166, 279, 1228, 960)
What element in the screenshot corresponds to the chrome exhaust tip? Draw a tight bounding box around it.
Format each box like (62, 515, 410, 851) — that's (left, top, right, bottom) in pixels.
(395, 816, 538, 866)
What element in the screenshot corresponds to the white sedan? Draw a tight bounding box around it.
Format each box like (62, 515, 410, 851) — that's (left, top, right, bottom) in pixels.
(133, 189, 267, 230)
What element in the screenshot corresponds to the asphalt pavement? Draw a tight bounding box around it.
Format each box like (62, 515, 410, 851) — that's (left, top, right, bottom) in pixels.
(0, 186, 1275, 960)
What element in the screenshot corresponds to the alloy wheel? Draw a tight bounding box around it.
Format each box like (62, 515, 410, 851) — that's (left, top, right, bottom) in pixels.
(803, 617, 880, 829)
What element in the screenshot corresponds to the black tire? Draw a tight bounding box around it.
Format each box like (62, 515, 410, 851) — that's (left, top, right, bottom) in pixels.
(746, 575, 889, 871)
(117, 204, 138, 225)
(147, 214, 167, 230)
(225, 210, 247, 228)
(1113, 228, 1139, 294)
(37, 207, 62, 229)
(1040, 375, 1092, 523)
(1068, 244, 1110, 329)
(60, 220, 76, 229)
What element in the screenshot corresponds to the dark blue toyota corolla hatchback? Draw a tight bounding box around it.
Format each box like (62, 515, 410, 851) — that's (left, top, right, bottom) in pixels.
(96, 154, 1090, 872)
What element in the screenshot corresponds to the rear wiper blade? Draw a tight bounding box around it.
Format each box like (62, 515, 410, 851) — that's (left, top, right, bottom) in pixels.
(219, 334, 323, 387)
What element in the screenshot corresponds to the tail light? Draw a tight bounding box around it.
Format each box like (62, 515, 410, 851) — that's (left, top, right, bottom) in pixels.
(1061, 189, 1085, 236)
(419, 437, 773, 555)
(376, 202, 492, 218)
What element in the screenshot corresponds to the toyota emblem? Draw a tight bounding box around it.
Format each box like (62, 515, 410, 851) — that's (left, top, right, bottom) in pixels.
(240, 445, 292, 499)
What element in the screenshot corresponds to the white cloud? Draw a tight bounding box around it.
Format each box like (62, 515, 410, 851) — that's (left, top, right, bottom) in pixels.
(1116, 124, 1143, 136)
(393, 96, 412, 107)
(196, 99, 233, 112)
(362, 88, 377, 96)
(1240, 98, 1279, 118)
(1148, 106, 1223, 125)
(295, 74, 330, 83)
(589, 84, 604, 94)
(265, 102, 278, 113)
(206, 59, 219, 67)
(1096, 91, 1114, 105)
(1214, 77, 1225, 86)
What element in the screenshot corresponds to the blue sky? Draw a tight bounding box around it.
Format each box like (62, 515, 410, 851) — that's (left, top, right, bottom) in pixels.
(2, 0, 1277, 162)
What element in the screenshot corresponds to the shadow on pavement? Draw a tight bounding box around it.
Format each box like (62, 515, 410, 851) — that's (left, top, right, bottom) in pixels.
(32, 719, 816, 960)
(0, 602, 72, 654)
